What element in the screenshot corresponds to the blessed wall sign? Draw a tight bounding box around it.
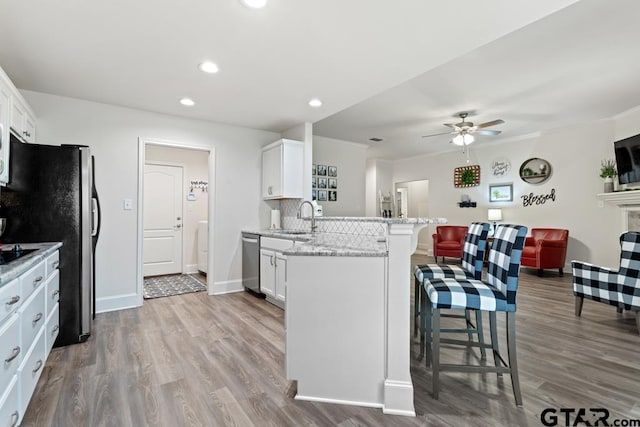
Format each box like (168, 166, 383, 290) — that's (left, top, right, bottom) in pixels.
(521, 188, 556, 207)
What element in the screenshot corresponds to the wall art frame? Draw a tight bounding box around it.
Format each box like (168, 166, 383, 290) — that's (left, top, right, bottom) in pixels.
(489, 183, 513, 202)
(454, 165, 481, 188)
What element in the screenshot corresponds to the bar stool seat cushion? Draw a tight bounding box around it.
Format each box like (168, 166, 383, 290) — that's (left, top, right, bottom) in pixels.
(426, 278, 509, 312)
(414, 265, 472, 282)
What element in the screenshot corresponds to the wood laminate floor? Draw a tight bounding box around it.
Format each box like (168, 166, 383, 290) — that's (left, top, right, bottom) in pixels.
(22, 256, 640, 426)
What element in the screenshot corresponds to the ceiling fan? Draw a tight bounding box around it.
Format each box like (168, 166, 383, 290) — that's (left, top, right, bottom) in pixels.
(422, 112, 505, 146)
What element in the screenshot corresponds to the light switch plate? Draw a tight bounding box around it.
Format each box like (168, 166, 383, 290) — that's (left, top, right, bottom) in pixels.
(123, 198, 133, 210)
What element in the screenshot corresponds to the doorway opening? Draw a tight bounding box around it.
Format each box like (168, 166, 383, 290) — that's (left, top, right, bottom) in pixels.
(394, 179, 430, 254)
(137, 139, 214, 304)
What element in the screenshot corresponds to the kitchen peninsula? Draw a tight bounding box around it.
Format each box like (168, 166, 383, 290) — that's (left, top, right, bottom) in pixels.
(283, 216, 443, 417)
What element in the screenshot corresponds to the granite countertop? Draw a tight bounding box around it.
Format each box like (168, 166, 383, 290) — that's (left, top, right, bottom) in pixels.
(284, 233, 387, 257)
(242, 229, 314, 241)
(0, 242, 63, 287)
(313, 216, 447, 224)
(242, 229, 386, 257)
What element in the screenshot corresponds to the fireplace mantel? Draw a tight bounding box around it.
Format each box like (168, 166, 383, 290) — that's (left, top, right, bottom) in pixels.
(597, 189, 640, 206)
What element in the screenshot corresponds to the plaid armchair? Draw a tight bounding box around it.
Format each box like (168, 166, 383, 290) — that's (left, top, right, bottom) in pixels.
(572, 232, 640, 334)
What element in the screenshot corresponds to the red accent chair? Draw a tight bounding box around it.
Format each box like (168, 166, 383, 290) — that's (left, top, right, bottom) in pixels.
(432, 226, 468, 263)
(521, 228, 569, 276)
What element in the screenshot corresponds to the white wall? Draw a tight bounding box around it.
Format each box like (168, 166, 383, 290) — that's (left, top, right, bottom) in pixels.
(22, 90, 280, 311)
(312, 136, 367, 216)
(145, 145, 209, 274)
(364, 158, 394, 217)
(391, 114, 639, 269)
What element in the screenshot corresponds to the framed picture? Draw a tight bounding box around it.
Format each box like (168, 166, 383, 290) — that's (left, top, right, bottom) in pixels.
(328, 166, 337, 177)
(312, 164, 317, 175)
(318, 190, 327, 201)
(317, 165, 327, 176)
(489, 183, 513, 202)
(318, 177, 327, 188)
(328, 178, 337, 189)
(328, 190, 337, 201)
(312, 189, 317, 200)
(312, 177, 317, 188)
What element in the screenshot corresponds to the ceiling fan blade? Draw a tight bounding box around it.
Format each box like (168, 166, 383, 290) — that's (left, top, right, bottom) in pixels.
(476, 129, 502, 136)
(422, 131, 456, 138)
(475, 119, 505, 129)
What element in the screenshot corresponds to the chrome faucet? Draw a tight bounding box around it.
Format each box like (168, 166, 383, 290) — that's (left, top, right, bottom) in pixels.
(297, 200, 317, 233)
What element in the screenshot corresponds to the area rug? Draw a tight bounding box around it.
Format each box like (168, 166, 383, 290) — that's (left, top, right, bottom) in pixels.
(143, 274, 207, 299)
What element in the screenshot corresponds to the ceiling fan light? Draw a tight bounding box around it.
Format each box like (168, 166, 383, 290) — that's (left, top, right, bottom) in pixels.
(452, 133, 475, 145)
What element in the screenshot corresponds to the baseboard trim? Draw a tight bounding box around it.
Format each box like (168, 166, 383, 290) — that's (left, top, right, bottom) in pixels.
(211, 279, 243, 295)
(382, 380, 416, 417)
(294, 394, 383, 410)
(96, 293, 140, 313)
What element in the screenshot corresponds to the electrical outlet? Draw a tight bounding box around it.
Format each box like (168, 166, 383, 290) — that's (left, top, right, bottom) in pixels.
(123, 199, 133, 210)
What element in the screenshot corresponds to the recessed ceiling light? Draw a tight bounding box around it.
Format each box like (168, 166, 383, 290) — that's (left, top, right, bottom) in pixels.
(179, 98, 195, 107)
(240, 0, 267, 9)
(308, 98, 323, 108)
(198, 61, 219, 74)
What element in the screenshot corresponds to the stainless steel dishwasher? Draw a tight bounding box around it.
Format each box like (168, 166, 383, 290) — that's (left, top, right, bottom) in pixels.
(241, 232, 260, 293)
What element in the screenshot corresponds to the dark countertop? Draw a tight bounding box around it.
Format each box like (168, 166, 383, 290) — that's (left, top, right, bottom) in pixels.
(0, 242, 63, 287)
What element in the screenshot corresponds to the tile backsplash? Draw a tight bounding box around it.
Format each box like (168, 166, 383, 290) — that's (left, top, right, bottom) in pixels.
(278, 199, 386, 236)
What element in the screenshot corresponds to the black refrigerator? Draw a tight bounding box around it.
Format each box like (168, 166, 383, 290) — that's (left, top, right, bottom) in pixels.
(1, 135, 101, 347)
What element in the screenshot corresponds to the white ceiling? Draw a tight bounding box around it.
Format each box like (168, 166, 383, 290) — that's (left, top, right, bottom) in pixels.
(314, 0, 640, 159)
(0, 0, 577, 138)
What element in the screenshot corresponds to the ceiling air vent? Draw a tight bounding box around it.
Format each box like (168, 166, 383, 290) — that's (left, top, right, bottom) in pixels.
(369, 137, 384, 142)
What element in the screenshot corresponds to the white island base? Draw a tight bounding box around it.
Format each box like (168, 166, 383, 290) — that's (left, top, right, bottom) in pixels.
(286, 256, 386, 408)
(284, 219, 433, 417)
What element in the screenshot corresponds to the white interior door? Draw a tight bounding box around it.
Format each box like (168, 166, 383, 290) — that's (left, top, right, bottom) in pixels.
(143, 163, 183, 276)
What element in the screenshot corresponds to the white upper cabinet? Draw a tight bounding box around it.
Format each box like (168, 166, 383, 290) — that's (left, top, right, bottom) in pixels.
(0, 77, 10, 184)
(262, 139, 304, 200)
(10, 95, 36, 144)
(0, 65, 38, 185)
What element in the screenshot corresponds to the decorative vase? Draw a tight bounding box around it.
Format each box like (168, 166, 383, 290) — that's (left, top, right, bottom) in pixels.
(604, 177, 614, 193)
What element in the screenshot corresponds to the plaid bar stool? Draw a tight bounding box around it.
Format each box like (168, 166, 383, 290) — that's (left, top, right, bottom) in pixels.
(413, 222, 490, 357)
(421, 224, 527, 405)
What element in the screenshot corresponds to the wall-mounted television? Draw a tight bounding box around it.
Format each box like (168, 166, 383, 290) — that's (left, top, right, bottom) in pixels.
(614, 133, 640, 185)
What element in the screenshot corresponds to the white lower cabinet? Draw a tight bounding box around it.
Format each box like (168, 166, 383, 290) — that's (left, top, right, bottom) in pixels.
(260, 237, 301, 308)
(18, 329, 45, 417)
(0, 314, 20, 389)
(275, 253, 287, 302)
(0, 248, 59, 426)
(45, 304, 60, 355)
(260, 248, 276, 298)
(0, 375, 19, 427)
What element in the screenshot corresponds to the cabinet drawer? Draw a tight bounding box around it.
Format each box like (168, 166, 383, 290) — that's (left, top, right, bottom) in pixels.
(0, 375, 19, 427)
(45, 251, 60, 278)
(18, 285, 45, 354)
(45, 304, 59, 356)
(44, 270, 60, 320)
(0, 279, 21, 324)
(18, 328, 45, 414)
(0, 314, 20, 388)
(261, 237, 295, 252)
(20, 261, 46, 301)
